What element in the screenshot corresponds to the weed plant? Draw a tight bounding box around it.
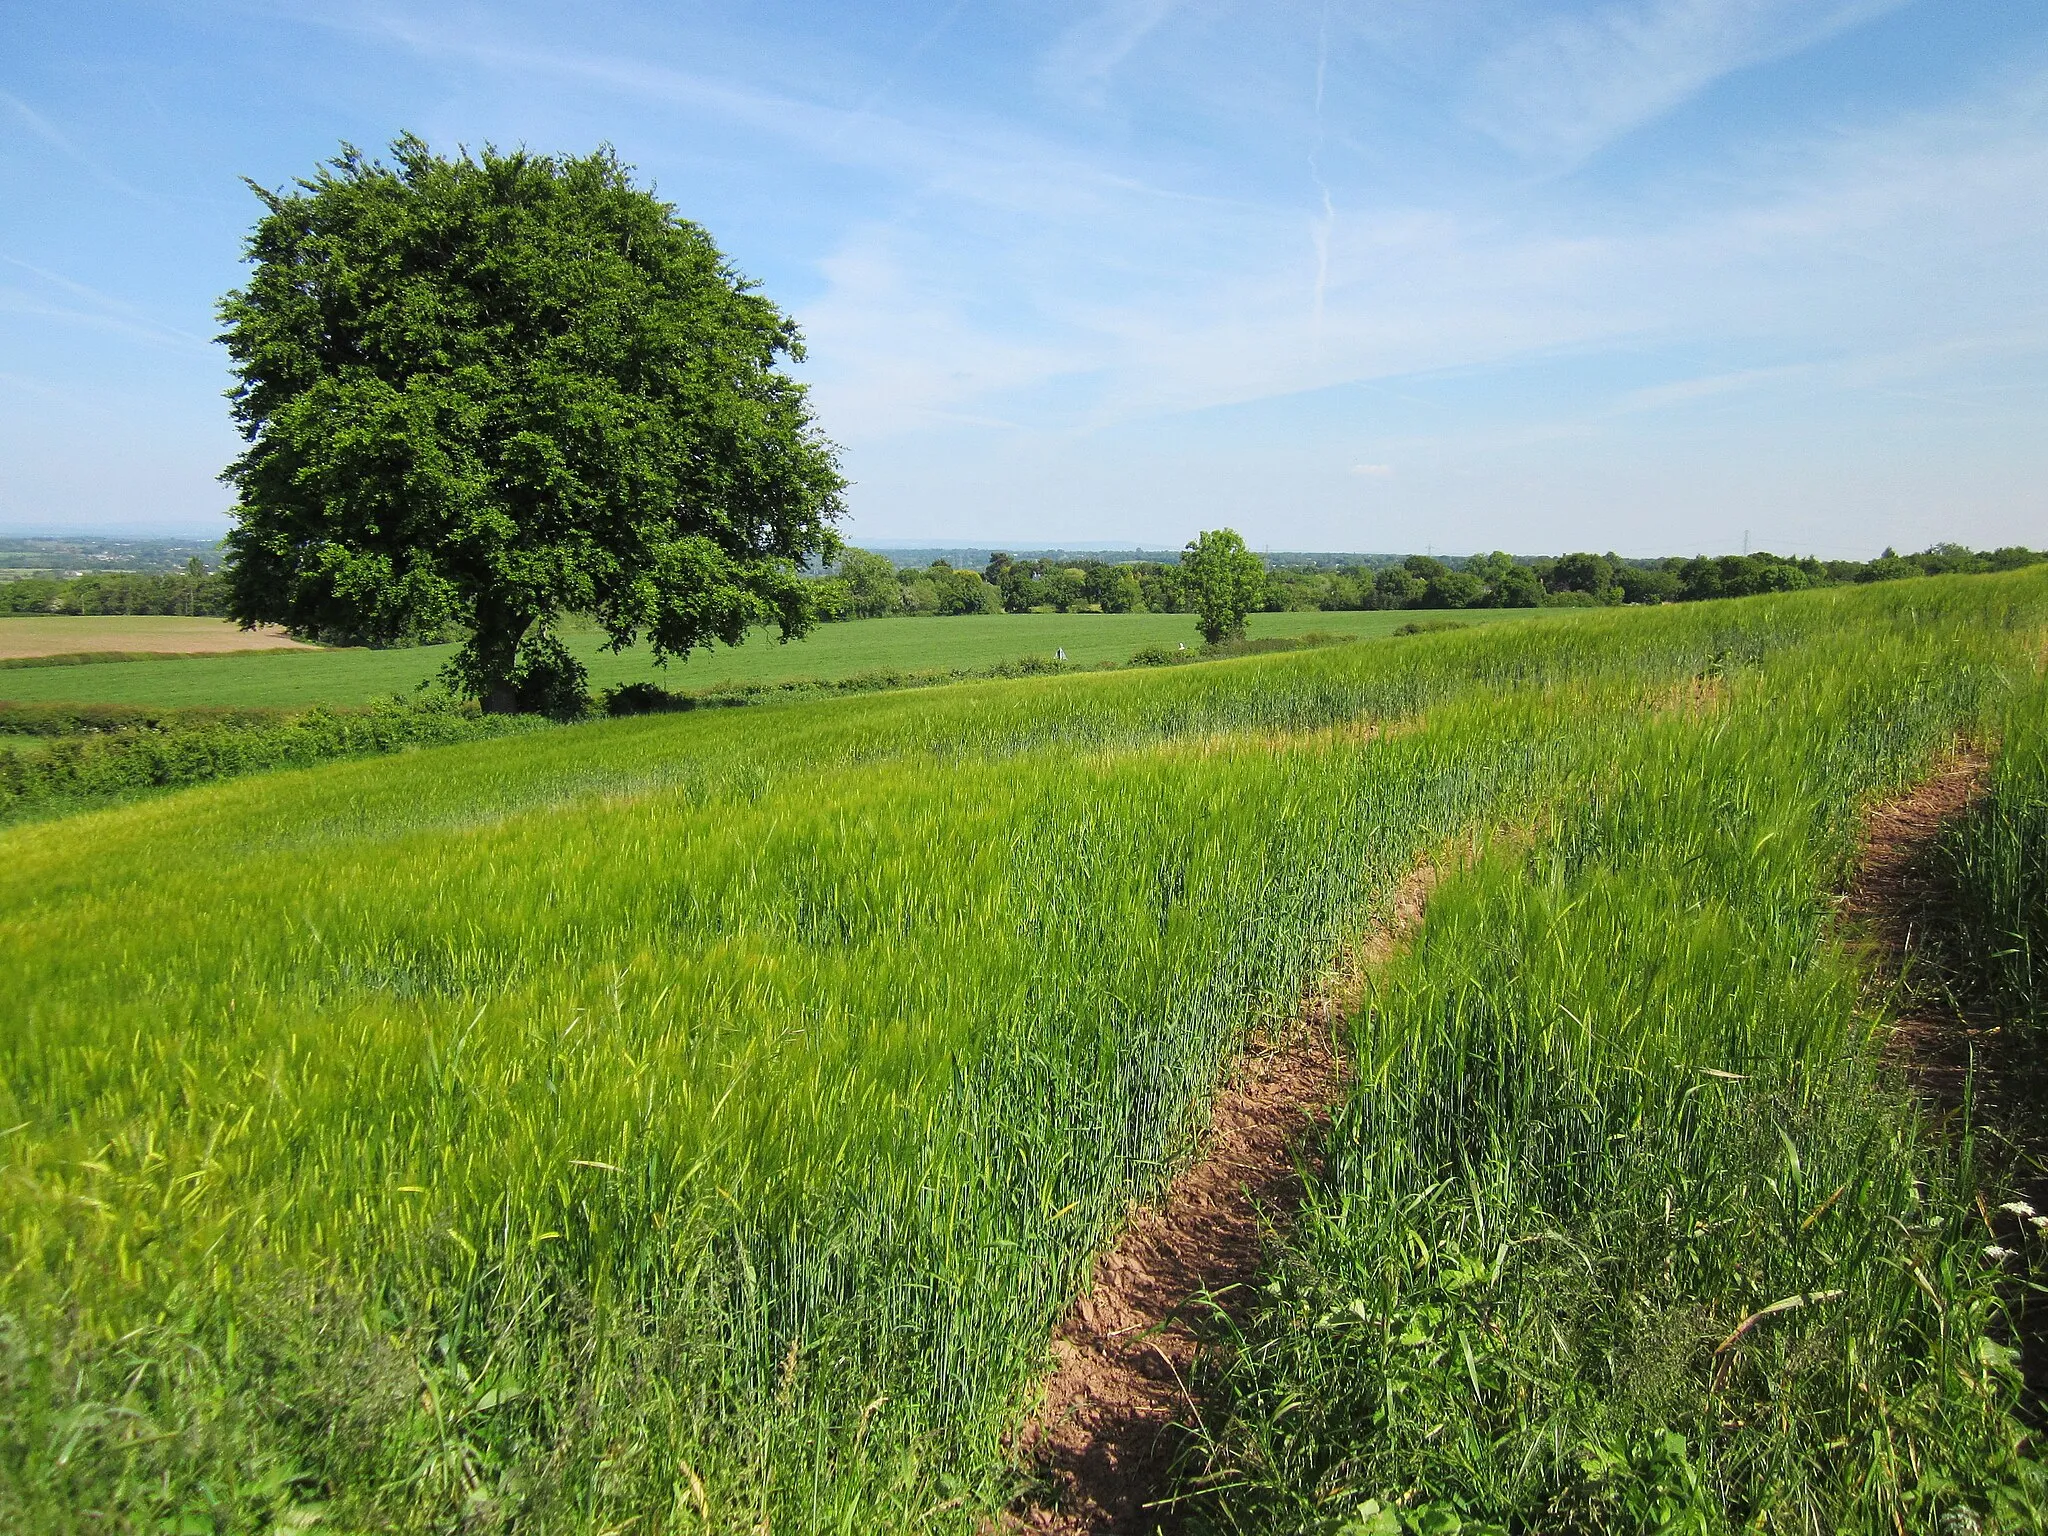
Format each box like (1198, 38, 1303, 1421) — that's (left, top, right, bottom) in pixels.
(0, 576, 2043, 1531)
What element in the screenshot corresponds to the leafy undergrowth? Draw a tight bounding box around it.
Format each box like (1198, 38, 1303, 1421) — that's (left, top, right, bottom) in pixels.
(0, 576, 2044, 1531)
(0, 693, 535, 823)
(0, 646, 321, 671)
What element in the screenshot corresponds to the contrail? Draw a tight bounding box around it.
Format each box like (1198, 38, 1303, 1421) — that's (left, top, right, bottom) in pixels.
(858, 0, 973, 115)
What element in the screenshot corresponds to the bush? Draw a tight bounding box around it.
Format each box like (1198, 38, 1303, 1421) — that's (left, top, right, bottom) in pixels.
(1391, 619, 1469, 636)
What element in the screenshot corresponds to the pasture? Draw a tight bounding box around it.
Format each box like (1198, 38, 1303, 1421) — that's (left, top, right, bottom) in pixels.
(0, 606, 1552, 708)
(1, 575, 2043, 1533)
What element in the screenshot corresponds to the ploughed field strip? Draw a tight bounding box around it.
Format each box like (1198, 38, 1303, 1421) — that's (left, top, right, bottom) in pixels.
(4, 574, 2048, 1534)
(0, 615, 312, 661)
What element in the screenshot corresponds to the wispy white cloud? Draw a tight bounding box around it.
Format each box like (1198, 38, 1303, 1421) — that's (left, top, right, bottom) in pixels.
(796, 55, 2048, 444)
(0, 255, 210, 349)
(1040, 0, 1178, 107)
(857, 0, 974, 113)
(19, 0, 2035, 548)
(0, 89, 165, 204)
(796, 229, 1094, 436)
(1462, 0, 1913, 166)
(317, 5, 1235, 231)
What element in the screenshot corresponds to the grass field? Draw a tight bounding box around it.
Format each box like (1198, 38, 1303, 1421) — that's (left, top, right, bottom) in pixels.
(0, 607, 1553, 708)
(1, 576, 2042, 1533)
(0, 615, 309, 660)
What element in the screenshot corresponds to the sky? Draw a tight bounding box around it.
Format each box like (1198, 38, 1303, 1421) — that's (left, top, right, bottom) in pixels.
(3, 1, 2045, 557)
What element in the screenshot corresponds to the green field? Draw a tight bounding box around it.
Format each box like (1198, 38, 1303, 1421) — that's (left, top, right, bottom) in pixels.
(2, 577, 2043, 1532)
(0, 607, 1554, 708)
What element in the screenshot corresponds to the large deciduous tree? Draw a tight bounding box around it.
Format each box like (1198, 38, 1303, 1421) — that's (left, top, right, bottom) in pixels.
(217, 137, 845, 713)
(1180, 528, 1268, 644)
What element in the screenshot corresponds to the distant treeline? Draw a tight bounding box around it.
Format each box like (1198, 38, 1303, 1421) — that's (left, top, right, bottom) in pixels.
(4, 542, 2038, 627)
(815, 542, 2045, 618)
(0, 563, 227, 617)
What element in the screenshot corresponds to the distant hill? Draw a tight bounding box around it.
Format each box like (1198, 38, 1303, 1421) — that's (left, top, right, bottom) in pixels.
(0, 535, 226, 579)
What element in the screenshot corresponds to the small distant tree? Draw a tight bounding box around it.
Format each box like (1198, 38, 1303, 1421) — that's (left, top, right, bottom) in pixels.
(217, 136, 845, 712)
(1372, 565, 1423, 611)
(1494, 565, 1545, 608)
(1181, 528, 1267, 644)
(936, 569, 1001, 615)
(1466, 551, 1515, 589)
(1423, 568, 1487, 609)
(1613, 564, 1679, 605)
(837, 549, 900, 619)
(1548, 552, 1616, 598)
(1091, 566, 1144, 614)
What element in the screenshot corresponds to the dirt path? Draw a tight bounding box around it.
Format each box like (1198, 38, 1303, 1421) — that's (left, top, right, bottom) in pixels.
(1004, 748, 2017, 1533)
(1006, 862, 1439, 1534)
(1843, 745, 2048, 1404)
(1841, 747, 1993, 1106)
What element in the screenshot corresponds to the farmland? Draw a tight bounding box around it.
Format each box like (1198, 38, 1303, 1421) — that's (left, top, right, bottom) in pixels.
(0, 615, 310, 661)
(2, 575, 2044, 1532)
(0, 607, 1553, 709)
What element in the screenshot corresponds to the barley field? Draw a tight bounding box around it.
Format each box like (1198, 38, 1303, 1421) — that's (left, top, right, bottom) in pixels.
(1, 574, 2043, 1532)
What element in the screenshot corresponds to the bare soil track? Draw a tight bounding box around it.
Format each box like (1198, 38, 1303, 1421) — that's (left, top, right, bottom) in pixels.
(1006, 749, 2021, 1532)
(1006, 863, 1439, 1534)
(1842, 747, 1993, 1107)
(1842, 745, 2046, 1406)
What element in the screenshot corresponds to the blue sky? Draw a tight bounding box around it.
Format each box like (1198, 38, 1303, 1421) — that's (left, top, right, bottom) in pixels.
(3, 1, 2044, 556)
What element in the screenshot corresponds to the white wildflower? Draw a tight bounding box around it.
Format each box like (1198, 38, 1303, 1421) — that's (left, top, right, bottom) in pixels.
(1999, 1200, 2037, 1219)
(2031, 1215, 2047, 1234)
(1984, 1245, 2016, 1262)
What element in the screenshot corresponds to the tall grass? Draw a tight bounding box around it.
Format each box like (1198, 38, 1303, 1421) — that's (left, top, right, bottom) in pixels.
(1942, 683, 2048, 1031)
(1, 576, 2043, 1531)
(1177, 598, 2048, 1532)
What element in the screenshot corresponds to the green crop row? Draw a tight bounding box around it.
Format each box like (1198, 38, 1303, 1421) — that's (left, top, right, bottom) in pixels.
(0, 575, 2042, 1532)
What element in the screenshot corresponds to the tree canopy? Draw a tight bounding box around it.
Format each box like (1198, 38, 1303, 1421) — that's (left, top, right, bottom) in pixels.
(217, 136, 845, 712)
(1180, 528, 1268, 644)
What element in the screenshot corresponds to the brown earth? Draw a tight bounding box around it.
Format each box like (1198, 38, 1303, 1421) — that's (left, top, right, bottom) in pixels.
(0, 616, 311, 661)
(1005, 748, 2020, 1534)
(1842, 744, 2047, 1407)
(1840, 747, 1994, 1107)
(1004, 861, 1440, 1535)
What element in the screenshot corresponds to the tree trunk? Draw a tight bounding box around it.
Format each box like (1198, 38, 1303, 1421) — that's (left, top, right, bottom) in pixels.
(471, 598, 534, 714)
